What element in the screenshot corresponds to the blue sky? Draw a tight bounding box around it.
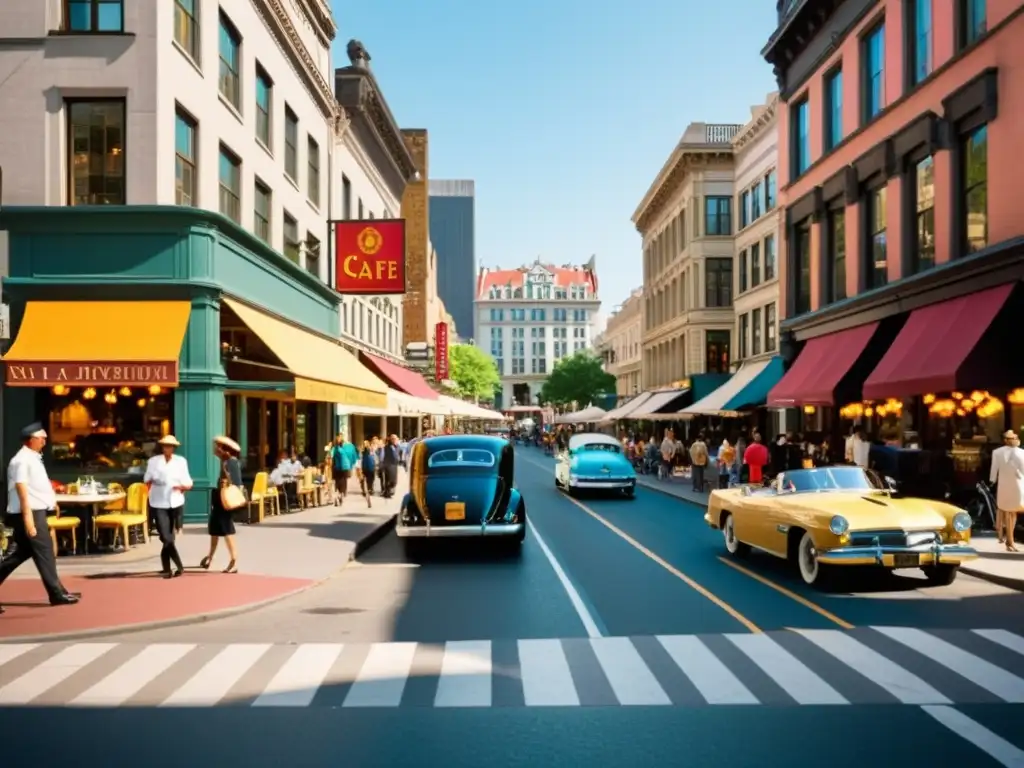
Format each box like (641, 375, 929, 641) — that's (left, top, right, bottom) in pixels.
(328, 0, 778, 311)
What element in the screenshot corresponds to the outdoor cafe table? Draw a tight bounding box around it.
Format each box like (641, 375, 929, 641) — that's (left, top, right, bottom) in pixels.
(54, 493, 126, 554)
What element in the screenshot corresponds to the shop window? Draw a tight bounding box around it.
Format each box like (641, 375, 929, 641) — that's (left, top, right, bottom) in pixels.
(865, 186, 888, 289)
(705, 330, 730, 374)
(962, 125, 988, 254)
(255, 65, 272, 149)
(65, 0, 123, 32)
(705, 258, 733, 308)
(765, 303, 777, 352)
(283, 212, 300, 263)
(284, 106, 298, 181)
(752, 307, 762, 356)
(174, 108, 197, 206)
(41, 385, 174, 473)
(253, 180, 271, 243)
(173, 0, 200, 63)
(218, 11, 241, 110)
(67, 99, 126, 205)
(911, 156, 936, 273)
(218, 144, 241, 223)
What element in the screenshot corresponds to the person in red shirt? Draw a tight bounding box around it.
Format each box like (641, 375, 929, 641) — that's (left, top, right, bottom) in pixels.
(743, 432, 770, 485)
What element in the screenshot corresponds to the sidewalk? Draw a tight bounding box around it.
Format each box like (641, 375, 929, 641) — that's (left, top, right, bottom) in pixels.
(0, 475, 405, 640)
(961, 532, 1024, 590)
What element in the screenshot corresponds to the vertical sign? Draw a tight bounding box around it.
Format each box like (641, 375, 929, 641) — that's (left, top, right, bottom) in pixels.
(435, 322, 449, 381)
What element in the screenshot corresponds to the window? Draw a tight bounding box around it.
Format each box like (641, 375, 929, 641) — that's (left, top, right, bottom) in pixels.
(284, 107, 298, 181)
(825, 69, 843, 151)
(866, 186, 888, 289)
(305, 233, 321, 278)
(705, 197, 732, 236)
(752, 307, 762, 356)
(283, 213, 300, 263)
(750, 242, 761, 287)
(739, 314, 749, 360)
(738, 250, 748, 293)
(218, 12, 241, 110)
(67, 99, 126, 205)
(255, 66, 272, 148)
(253, 181, 271, 243)
(962, 125, 988, 253)
(751, 181, 763, 220)
(766, 303, 777, 352)
(66, 0, 123, 32)
(218, 144, 241, 223)
(740, 191, 750, 229)
(912, 156, 936, 272)
(826, 209, 847, 303)
(766, 170, 777, 209)
(764, 234, 776, 281)
(174, 108, 196, 206)
(307, 136, 320, 206)
(792, 99, 810, 175)
(705, 330, 730, 374)
(173, 0, 200, 61)
(862, 23, 885, 122)
(909, 0, 932, 86)
(342, 176, 352, 219)
(705, 258, 733, 308)
(958, 0, 986, 49)
(793, 221, 812, 316)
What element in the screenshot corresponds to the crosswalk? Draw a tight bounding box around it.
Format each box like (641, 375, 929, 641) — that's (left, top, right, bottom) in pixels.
(3, 627, 1024, 708)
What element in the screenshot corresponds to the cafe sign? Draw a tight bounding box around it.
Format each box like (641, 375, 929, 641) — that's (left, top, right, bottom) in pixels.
(333, 219, 407, 295)
(4, 361, 179, 387)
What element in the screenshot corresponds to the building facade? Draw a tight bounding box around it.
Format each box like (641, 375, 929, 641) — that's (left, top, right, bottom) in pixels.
(429, 180, 476, 341)
(597, 288, 644, 398)
(633, 123, 742, 390)
(474, 258, 600, 408)
(732, 94, 782, 368)
(764, 0, 1024, 449)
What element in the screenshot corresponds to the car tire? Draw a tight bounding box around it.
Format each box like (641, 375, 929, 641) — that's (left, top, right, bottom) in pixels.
(796, 531, 831, 587)
(923, 564, 958, 586)
(723, 514, 750, 557)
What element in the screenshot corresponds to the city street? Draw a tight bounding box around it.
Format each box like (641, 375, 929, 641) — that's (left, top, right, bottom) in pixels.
(4, 446, 1024, 766)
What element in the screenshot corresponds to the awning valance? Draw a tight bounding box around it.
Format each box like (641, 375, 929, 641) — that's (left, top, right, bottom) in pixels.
(224, 297, 387, 410)
(4, 301, 190, 387)
(767, 323, 878, 407)
(600, 392, 653, 422)
(682, 357, 783, 417)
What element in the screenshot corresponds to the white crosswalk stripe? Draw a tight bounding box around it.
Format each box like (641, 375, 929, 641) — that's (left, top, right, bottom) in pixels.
(3, 627, 1024, 708)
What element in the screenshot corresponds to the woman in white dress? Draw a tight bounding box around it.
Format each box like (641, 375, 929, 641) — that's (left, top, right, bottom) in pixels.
(990, 430, 1024, 552)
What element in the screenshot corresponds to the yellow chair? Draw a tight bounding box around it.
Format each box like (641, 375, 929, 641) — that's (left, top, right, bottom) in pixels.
(103, 482, 126, 512)
(246, 472, 276, 523)
(93, 482, 149, 548)
(47, 505, 81, 556)
(296, 467, 317, 508)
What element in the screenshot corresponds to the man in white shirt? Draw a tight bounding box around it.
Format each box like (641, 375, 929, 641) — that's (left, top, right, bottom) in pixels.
(144, 434, 193, 577)
(0, 422, 79, 613)
(269, 450, 302, 510)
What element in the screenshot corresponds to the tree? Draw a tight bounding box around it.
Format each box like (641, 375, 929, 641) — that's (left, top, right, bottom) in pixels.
(448, 343, 501, 400)
(539, 351, 616, 408)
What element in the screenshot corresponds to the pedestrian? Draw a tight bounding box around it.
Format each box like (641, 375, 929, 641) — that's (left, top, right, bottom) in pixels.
(659, 429, 675, 480)
(689, 432, 709, 492)
(359, 440, 376, 507)
(990, 430, 1024, 551)
(144, 435, 192, 579)
(717, 440, 735, 489)
(200, 435, 242, 573)
(0, 422, 80, 613)
(330, 433, 358, 505)
(382, 434, 401, 498)
(744, 432, 769, 486)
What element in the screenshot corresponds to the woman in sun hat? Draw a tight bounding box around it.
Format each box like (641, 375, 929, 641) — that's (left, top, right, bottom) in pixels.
(144, 434, 192, 578)
(200, 435, 242, 573)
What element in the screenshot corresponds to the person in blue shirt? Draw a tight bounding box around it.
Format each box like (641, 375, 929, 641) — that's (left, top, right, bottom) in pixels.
(358, 440, 376, 508)
(330, 433, 359, 506)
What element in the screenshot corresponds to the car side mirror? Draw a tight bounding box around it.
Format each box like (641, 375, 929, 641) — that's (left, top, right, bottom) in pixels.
(884, 475, 898, 492)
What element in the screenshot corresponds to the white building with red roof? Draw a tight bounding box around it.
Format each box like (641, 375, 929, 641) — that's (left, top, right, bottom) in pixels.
(474, 257, 601, 409)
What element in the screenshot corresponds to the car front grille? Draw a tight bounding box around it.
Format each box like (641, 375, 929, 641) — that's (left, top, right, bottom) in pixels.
(848, 530, 941, 547)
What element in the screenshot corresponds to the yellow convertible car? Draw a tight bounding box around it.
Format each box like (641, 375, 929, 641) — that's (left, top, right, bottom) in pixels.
(705, 466, 978, 588)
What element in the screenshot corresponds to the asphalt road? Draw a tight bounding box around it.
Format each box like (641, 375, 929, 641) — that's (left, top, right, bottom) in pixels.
(5, 445, 1024, 767)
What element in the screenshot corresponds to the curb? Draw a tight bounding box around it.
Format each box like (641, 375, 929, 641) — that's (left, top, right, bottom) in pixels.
(960, 564, 1024, 592)
(636, 480, 707, 507)
(1, 514, 397, 644)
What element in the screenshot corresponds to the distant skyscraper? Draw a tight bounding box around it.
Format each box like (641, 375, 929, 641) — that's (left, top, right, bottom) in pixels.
(428, 180, 475, 341)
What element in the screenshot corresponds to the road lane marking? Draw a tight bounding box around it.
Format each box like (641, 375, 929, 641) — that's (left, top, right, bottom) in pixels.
(973, 629, 1024, 656)
(726, 633, 848, 705)
(253, 644, 345, 707)
(0, 643, 117, 705)
(343, 642, 417, 707)
(72, 644, 196, 707)
(656, 635, 759, 704)
(793, 629, 949, 704)
(590, 637, 671, 705)
(434, 640, 492, 707)
(874, 626, 1024, 702)
(526, 515, 604, 637)
(518, 638, 580, 706)
(161, 644, 272, 707)
(716, 556, 854, 629)
(922, 705, 1024, 767)
(0, 644, 39, 668)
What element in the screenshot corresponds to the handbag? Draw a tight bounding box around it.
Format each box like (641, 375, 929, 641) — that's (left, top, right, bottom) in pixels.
(218, 460, 247, 510)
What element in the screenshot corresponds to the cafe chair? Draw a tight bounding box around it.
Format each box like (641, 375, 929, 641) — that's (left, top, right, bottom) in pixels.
(93, 482, 149, 548)
(321, 463, 334, 505)
(103, 482, 126, 511)
(245, 472, 276, 524)
(297, 467, 317, 508)
(47, 505, 81, 556)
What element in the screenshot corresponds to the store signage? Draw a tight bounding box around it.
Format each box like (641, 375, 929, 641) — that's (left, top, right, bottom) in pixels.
(333, 219, 406, 295)
(435, 322, 449, 382)
(295, 377, 388, 410)
(5, 361, 179, 387)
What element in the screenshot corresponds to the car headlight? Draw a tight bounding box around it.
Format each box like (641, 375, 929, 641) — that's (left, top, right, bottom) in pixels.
(829, 515, 849, 535)
(952, 511, 972, 533)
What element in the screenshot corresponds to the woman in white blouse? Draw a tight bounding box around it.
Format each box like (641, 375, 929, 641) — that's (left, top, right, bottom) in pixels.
(144, 435, 193, 578)
(990, 430, 1024, 551)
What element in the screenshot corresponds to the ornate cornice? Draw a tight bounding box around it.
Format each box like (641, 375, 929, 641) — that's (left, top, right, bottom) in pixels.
(732, 95, 780, 153)
(340, 128, 401, 213)
(635, 151, 734, 234)
(295, 0, 336, 45)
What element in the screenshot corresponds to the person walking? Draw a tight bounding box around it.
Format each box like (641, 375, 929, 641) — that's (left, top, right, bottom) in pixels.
(144, 435, 192, 578)
(717, 439, 735, 489)
(744, 432, 770, 486)
(381, 434, 401, 499)
(200, 436, 242, 573)
(0, 422, 80, 613)
(689, 432, 709, 492)
(358, 440, 376, 507)
(990, 430, 1024, 551)
(330, 433, 359, 506)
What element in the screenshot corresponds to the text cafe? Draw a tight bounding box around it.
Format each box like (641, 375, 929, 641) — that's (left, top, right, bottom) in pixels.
(332, 218, 407, 295)
(0, 206, 391, 523)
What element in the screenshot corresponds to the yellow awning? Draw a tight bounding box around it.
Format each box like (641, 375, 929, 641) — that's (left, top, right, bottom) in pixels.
(3, 301, 190, 387)
(223, 297, 387, 410)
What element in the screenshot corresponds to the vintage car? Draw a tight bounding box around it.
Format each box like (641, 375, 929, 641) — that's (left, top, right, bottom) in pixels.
(396, 434, 526, 556)
(555, 433, 637, 498)
(705, 466, 978, 587)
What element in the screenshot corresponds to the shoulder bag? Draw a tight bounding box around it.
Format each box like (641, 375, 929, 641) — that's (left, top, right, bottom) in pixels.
(219, 460, 247, 510)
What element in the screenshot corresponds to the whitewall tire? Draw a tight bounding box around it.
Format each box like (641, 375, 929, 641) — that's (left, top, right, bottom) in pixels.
(723, 514, 750, 556)
(797, 531, 828, 587)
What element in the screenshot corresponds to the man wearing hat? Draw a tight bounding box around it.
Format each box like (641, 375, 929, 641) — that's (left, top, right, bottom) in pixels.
(0, 423, 79, 613)
(144, 435, 193, 577)
(990, 430, 1024, 551)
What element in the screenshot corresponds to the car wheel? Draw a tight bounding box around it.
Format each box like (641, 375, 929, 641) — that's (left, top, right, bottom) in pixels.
(723, 514, 750, 557)
(796, 531, 829, 587)
(923, 564, 958, 586)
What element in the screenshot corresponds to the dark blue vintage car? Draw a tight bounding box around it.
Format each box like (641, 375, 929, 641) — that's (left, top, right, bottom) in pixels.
(396, 435, 526, 556)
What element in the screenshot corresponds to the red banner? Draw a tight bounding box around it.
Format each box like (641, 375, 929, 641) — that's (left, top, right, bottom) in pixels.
(333, 219, 406, 295)
(435, 322, 449, 381)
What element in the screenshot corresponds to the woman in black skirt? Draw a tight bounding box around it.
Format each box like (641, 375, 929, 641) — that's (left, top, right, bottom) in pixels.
(200, 435, 242, 574)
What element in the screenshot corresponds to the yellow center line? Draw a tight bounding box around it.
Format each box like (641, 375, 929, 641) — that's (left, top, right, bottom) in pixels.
(716, 556, 855, 629)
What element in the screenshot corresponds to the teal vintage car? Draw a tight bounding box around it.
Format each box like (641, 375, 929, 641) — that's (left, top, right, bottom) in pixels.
(555, 433, 637, 499)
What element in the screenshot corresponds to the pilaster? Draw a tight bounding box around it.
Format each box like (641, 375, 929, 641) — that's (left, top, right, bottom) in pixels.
(175, 383, 227, 523)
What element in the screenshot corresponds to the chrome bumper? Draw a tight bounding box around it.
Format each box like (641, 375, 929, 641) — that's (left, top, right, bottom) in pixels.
(396, 522, 524, 538)
(817, 543, 978, 567)
(570, 480, 635, 489)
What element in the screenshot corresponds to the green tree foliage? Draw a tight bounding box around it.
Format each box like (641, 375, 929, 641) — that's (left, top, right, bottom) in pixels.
(448, 344, 501, 400)
(539, 351, 616, 407)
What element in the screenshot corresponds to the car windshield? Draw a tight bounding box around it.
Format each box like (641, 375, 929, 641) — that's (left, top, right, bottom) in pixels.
(426, 448, 497, 474)
(579, 443, 620, 454)
(777, 467, 882, 494)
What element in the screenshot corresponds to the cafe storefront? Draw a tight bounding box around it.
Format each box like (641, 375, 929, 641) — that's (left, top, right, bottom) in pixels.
(0, 206, 388, 522)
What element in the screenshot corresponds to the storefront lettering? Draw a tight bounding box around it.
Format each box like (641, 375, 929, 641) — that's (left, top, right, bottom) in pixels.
(5, 361, 179, 386)
(341, 255, 399, 282)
